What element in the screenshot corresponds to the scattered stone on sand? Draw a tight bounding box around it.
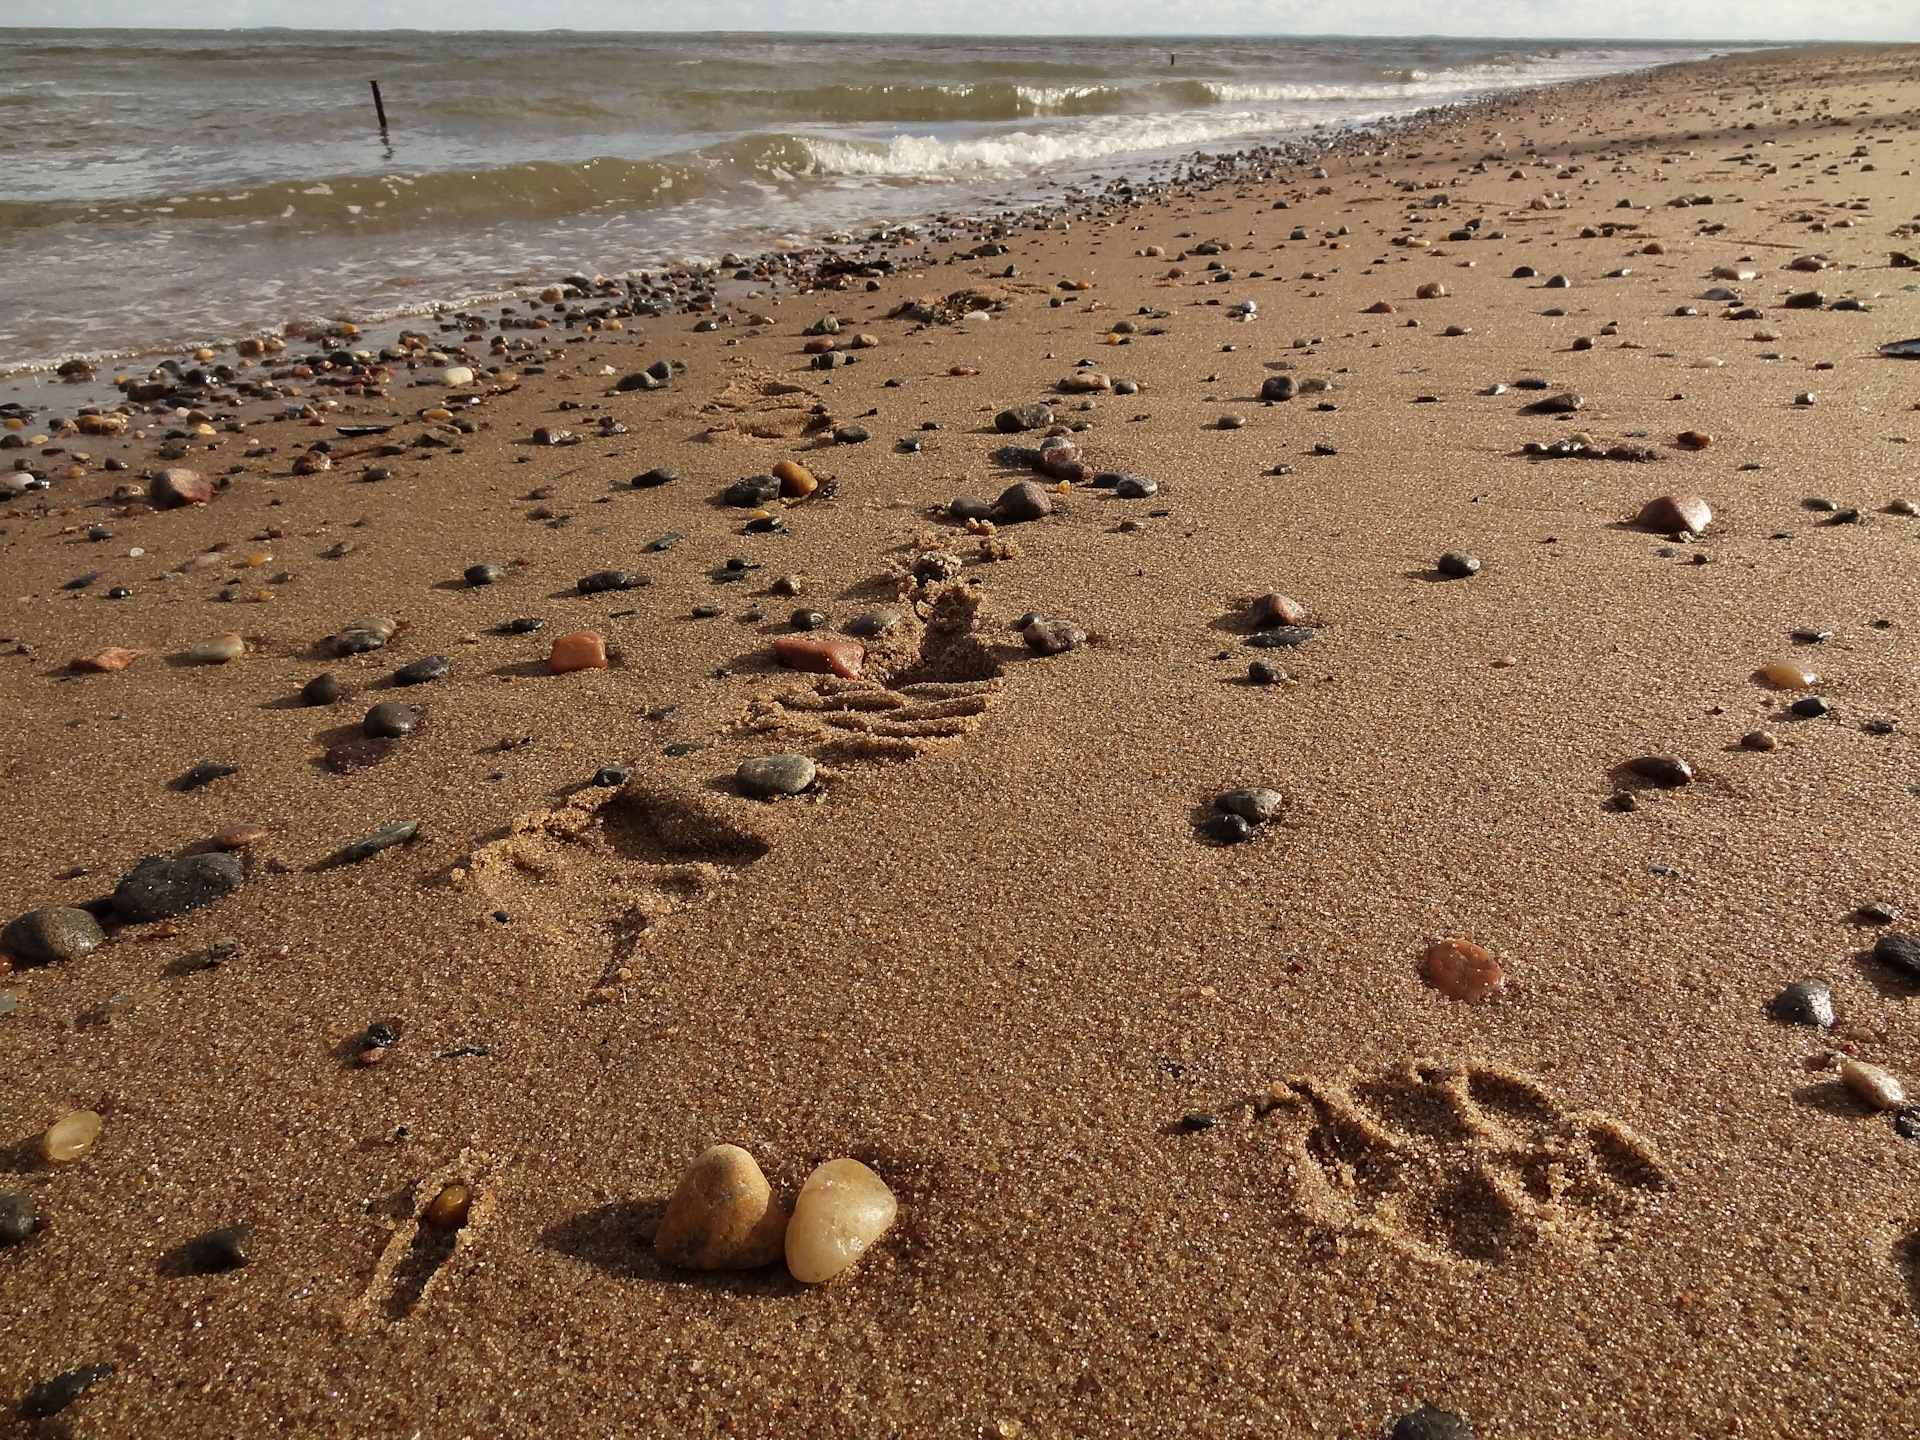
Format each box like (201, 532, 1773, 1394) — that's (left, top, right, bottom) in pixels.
(773, 459, 818, 497)
(1058, 371, 1112, 393)
(996, 481, 1054, 522)
(1742, 730, 1779, 752)
(577, 569, 633, 595)
(632, 466, 678, 488)
(392, 654, 451, 686)
(112, 852, 244, 922)
(423, 1184, 473, 1231)
(550, 632, 608, 673)
(152, 468, 213, 508)
(42, 1109, 102, 1163)
(1790, 696, 1830, 718)
(774, 634, 865, 678)
(737, 754, 817, 799)
(1261, 375, 1297, 401)
(502, 616, 545, 635)
(1437, 551, 1480, 578)
(1218, 787, 1283, 823)
(1677, 430, 1714, 450)
(184, 1224, 251, 1273)
(723, 476, 781, 508)
(1248, 660, 1282, 684)
(1217, 413, 1247, 429)
(364, 701, 420, 738)
(69, 646, 148, 673)
(1630, 755, 1695, 787)
(1114, 474, 1158, 498)
(1872, 933, 1920, 981)
(1, 907, 105, 967)
(845, 608, 901, 638)
(1842, 1059, 1906, 1110)
(1762, 662, 1816, 690)
(654, 1144, 790, 1270)
(1250, 593, 1306, 628)
(1203, 814, 1253, 844)
(213, 824, 268, 850)
(1424, 938, 1505, 1001)
(0, 1192, 36, 1246)
(188, 632, 245, 664)
(333, 616, 397, 655)
(1526, 392, 1584, 414)
(1392, 1406, 1475, 1440)
(949, 496, 993, 522)
(175, 760, 239, 792)
(1023, 618, 1087, 655)
(302, 672, 347, 706)
(996, 403, 1053, 433)
(785, 1158, 898, 1284)
(1772, 978, 1835, 1027)
(913, 551, 963, 584)
(1636, 494, 1711, 533)
(465, 563, 504, 586)
(339, 819, 420, 863)
(1247, 627, 1315, 649)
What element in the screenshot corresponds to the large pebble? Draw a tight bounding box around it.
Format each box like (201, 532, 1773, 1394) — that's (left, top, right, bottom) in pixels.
(1260, 375, 1297, 402)
(1872, 933, 1920, 980)
(995, 403, 1053, 433)
(996, 481, 1054, 522)
(550, 631, 608, 673)
(333, 616, 396, 655)
(654, 1145, 789, 1270)
(785, 1158, 897, 1284)
(1218, 787, 1282, 823)
(188, 632, 245, 664)
(1437, 551, 1480, 579)
(774, 634, 865, 679)
(1, 907, 105, 967)
(112, 853, 244, 922)
(737, 754, 816, 798)
(1637, 494, 1711, 534)
(1630, 755, 1694, 787)
(1842, 1059, 1906, 1110)
(363, 701, 420, 738)
(152, 468, 213, 508)
(1424, 939, 1504, 1001)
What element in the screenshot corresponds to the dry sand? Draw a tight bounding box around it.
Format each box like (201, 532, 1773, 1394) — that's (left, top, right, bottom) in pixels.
(4, 42, 1920, 1438)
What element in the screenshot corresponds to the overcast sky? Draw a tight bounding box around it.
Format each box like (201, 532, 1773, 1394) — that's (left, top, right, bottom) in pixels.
(11, 0, 1918, 41)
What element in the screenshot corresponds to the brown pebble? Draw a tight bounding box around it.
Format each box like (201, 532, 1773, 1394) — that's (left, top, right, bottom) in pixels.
(1249, 593, 1306, 628)
(774, 634, 865, 679)
(1424, 939, 1504, 1001)
(1741, 730, 1779, 752)
(1677, 430, 1714, 449)
(1635, 494, 1712, 534)
(422, 1183, 472, 1230)
(653, 1144, 789, 1270)
(213, 825, 268, 850)
(1630, 755, 1695, 787)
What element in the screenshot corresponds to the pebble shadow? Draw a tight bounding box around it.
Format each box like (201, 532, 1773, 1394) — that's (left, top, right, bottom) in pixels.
(539, 1199, 802, 1296)
(1851, 947, 1920, 1001)
(1789, 1080, 1876, 1118)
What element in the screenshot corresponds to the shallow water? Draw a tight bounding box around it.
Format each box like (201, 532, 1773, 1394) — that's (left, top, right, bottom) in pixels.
(0, 29, 1738, 369)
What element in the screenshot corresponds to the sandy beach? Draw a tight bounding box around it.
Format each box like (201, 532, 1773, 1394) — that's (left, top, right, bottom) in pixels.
(5, 40, 1920, 1437)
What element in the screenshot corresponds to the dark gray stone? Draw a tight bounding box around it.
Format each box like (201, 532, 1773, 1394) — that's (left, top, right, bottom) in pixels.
(391, 655, 450, 686)
(1392, 1406, 1474, 1440)
(112, 853, 245, 923)
(846, 608, 902, 638)
(1438, 551, 1481, 578)
(0, 1191, 36, 1245)
(1260, 374, 1298, 402)
(950, 495, 993, 521)
(363, 701, 420, 738)
(577, 569, 632, 595)
(339, 819, 420, 863)
(1874, 933, 1920, 980)
(1203, 813, 1253, 844)
(995, 403, 1054, 433)
(465, 563, 504, 586)
(1218, 787, 1282, 823)
(1772, 978, 1835, 1027)
(1115, 475, 1158, 499)
(1023, 619, 1087, 655)
(175, 761, 239, 792)
(722, 476, 780, 507)
(301, 672, 346, 706)
(1247, 627, 1315, 649)
(632, 466, 678, 487)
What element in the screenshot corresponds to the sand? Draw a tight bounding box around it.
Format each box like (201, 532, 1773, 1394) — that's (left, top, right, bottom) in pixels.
(4, 42, 1920, 1437)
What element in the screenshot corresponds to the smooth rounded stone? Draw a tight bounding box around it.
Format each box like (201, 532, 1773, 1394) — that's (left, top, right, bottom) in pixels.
(1636, 493, 1711, 534)
(175, 760, 239, 792)
(785, 1158, 898, 1284)
(773, 458, 818, 497)
(188, 632, 245, 664)
(1250, 593, 1305, 628)
(632, 466, 678, 488)
(1218, 787, 1282, 823)
(654, 1144, 790, 1270)
(589, 765, 630, 789)
(1677, 430, 1714, 450)
(1424, 938, 1505, 1002)
(995, 403, 1053, 433)
(1888, 498, 1920, 517)
(1415, 281, 1448, 299)
(789, 608, 827, 631)
(152, 467, 213, 508)
(465, 563, 504, 586)
(1114, 475, 1158, 499)
(1246, 627, 1315, 649)
(845, 608, 902, 638)
(723, 475, 781, 507)
(1742, 729, 1779, 752)
(213, 824, 268, 850)
(1217, 413, 1248, 430)
(577, 568, 632, 595)
(550, 631, 608, 673)
(1762, 662, 1816, 690)
(1437, 551, 1480, 578)
(1023, 619, 1088, 655)
(949, 496, 993, 522)
(1392, 1406, 1475, 1440)
(1203, 813, 1253, 844)
(1260, 374, 1298, 402)
(996, 481, 1053, 522)
(340, 819, 420, 863)
(736, 754, 816, 799)
(1872, 933, 1920, 980)
(112, 852, 244, 922)
(1248, 660, 1282, 684)
(1630, 755, 1695, 787)
(184, 1223, 251, 1273)
(912, 550, 963, 584)
(2, 907, 105, 967)
(43, 1109, 102, 1163)
(387, 654, 449, 688)
(774, 634, 865, 679)
(363, 701, 420, 738)
(1843, 1059, 1906, 1110)
(1511, 265, 1538, 279)
(1772, 978, 1835, 1027)
(302, 671, 347, 706)
(1544, 274, 1571, 289)
(1791, 696, 1831, 718)
(422, 1183, 472, 1231)
(333, 616, 397, 655)
(0, 1192, 36, 1246)
(1784, 290, 1824, 310)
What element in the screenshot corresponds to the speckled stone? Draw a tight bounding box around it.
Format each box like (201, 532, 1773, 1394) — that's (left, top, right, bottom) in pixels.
(1392, 1406, 1474, 1440)
(1873, 933, 1920, 981)
(737, 754, 817, 798)
(1, 907, 105, 966)
(1218, 787, 1282, 823)
(363, 701, 420, 738)
(112, 853, 244, 923)
(654, 1145, 789, 1270)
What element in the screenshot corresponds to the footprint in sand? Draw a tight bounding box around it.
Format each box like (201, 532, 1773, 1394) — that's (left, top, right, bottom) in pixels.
(343, 1150, 497, 1331)
(1262, 1059, 1668, 1266)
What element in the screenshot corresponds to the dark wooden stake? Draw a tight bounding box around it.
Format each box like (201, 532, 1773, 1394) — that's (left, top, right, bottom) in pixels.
(370, 80, 389, 137)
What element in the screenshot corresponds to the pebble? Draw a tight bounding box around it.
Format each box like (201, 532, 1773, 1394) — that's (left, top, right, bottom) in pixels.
(423, 1184, 472, 1231)
(1218, 787, 1282, 823)
(340, 819, 420, 863)
(2, 907, 105, 967)
(184, 1224, 251, 1273)
(736, 754, 817, 798)
(1248, 660, 1282, 684)
(1636, 494, 1711, 534)
(1415, 282, 1448, 299)
(152, 467, 213, 508)
(1860, 901, 1900, 925)
(577, 569, 632, 595)
(1677, 430, 1714, 450)
(774, 459, 818, 497)
(213, 824, 268, 850)
(0, 1192, 36, 1246)
(42, 1109, 102, 1163)
(845, 608, 902, 638)
(1741, 730, 1779, 752)
(785, 1158, 898, 1284)
(632, 467, 678, 488)
(1203, 813, 1253, 844)
(950, 496, 994, 522)
(188, 632, 245, 664)
(1261, 375, 1298, 402)
(392, 654, 451, 686)
(1392, 1407, 1475, 1440)
(1424, 938, 1505, 1002)
(1114, 475, 1158, 499)
(502, 616, 545, 634)
(790, 608, 827, 631)
(913, 551, 963, 584)
(1250, 593, 1306, 628)
(1544, 274, 1571, 289)
(654, 1144, 790, 1270)
(1437, 551, 1480, 578)
(590, 766, 629, 788)
(112, 852, 244, 922)
(550, 631, 608, 673)
(1217, 413, 1247, 429)
(333, 615, 397, 655)
(175, 760, 239, 792)
(1528, 391, 1584, 414)
(775, 634, 866, 678)
(996, 481, 1054, 522)
(363, 701, 420, 738)
(1023, 619, 1088, 655)
(465, 563, 504, 586)
(1873, 933, 1920, 980)
(1762, 662, 1816, 690)
(1246, 627, 1315, 648)
(1772, 978, 1835, 1027)
(1630, 755, 1694, 787)
(1842, 1059, 1906, 1110)
(301, 671, 347, 706)
(1791, 696, 1830, 718)
(723, 476, 781, 507)
(996, 403, 1054, 433)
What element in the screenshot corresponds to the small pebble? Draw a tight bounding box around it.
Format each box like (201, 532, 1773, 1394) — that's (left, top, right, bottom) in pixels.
(1, 907, 105, 966)
(339, 819, 420, 863)
(42, 1109, 102, 1163)
(737, 754, 816, 798)
(1872, 933, 1920, 980)
(1843, 1059, 1906, 1111)
(1218, 787, 1282, 823)
(188, 632, 245, 664)
(502, 616, 545, 635)
(1761, 662, 1817, 690)
(1772, 978, 1835, 1027)
(175, 760, 239, 792)
(1437, 551, 1480, 578)
(1790, 696, 1830, 718)
(1180, 1112, 1217, 1132)
(113, 852, 244, 921)
(0, 1192, 36, 1246)
(784, 1158, 898, 1284)
(423, 1183, 473, 1230)
(184, 1224, 251, 1274)
(550, 631, 608, 673)
(465, 563, 504, 586)
(391, 654, 451, 686)
(1636, 494, 1711, 534)
(1424, 939, 1504, 1002)
(1249, 593, 1306, 629)
(1392, 1406, 1475, 1440)
(1023, 619, 1088, 655)
(301, 671, 347, 706)
(1248, 660, 1282, 684)
(1630, 755, 1694, 787)
(774, 634, 865, 678)
(1742, 730, 1779, 752)
(1202, 813, 1253, 844)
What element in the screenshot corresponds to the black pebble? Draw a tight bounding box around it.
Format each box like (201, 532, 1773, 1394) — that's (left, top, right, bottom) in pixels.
(1249, 660, 1282, 684)
(1180, 1112, 1216, 1132)
(632, 467, 678, 488)
(1873, 933, 1920, 980)
(175, 761, 239, 792)
(1438, 551, 1481, 578)
(578, 569, 631, 594)
(1828, 508, 1861, 525)
(1247, 627, 1315, 649)
(465, 563, 504, 586)
(1203, 814, 1253, 844)
(502, 616, 545, 634)
(0, 1191, 37, 1245)
(1894, 1108, 1920, 1140)
(791, 609, 826, 630)
(365, 1021, 399, 1048)
(107, 586, 133, 599)
(1392, 1406, 1474, 1440)
(1771, 978, 1835, 1027)
(301, 672, 346, 706)
(391, 655, 450, 686)
(363, 701, 420, 738)
(590, 766, 630, 788)
(184, 1223, 251, 1274)
(1790, 696, 1830, 718)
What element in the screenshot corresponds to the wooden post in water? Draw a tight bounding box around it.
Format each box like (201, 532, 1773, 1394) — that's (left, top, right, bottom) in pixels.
(370, 80, 389, 138)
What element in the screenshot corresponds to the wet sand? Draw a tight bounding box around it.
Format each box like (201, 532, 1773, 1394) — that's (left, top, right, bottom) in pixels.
(4, 42, 1920, 1438)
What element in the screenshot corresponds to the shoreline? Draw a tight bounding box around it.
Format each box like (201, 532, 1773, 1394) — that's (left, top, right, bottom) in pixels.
(5, 38, 1920, 1437)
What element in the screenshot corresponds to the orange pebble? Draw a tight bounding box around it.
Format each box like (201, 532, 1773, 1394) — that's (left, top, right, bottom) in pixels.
(1424, 939, 1505, 1002)
(423, 1183, 472, 1230)
(773, 634, 865, 679)
(69, 647, 148, 672)
(772, 458, 817, 497)
(213, 824, 268, 849)
(549, 631, 607, 673)
(1677, 430, 1714, 449)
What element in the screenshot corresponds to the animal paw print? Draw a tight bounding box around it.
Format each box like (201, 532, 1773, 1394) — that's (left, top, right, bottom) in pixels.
(1263, 1059, 1667, 1266)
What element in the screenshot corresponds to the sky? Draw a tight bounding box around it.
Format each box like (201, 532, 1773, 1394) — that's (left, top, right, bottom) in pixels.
(9, 0, 1919, 41)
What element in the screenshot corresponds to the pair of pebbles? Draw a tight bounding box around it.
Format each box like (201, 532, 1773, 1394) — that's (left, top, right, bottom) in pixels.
(654, 1145, 896, 1283)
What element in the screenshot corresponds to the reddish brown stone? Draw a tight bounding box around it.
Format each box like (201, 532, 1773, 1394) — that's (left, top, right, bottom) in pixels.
(213, 824, 268, 849)
(1676, 430, 1714, 450)
(1249, 593, 1306, 628)
(774, 634, 865, 679)
(69, 647, 148, 672)
(152, 468, 213, 508)
(1365, 300, 1395, 314)
(1635, 494, 1712, 533)
(550, 631, 608, 673)
(1424, 939, 1505, 1002)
